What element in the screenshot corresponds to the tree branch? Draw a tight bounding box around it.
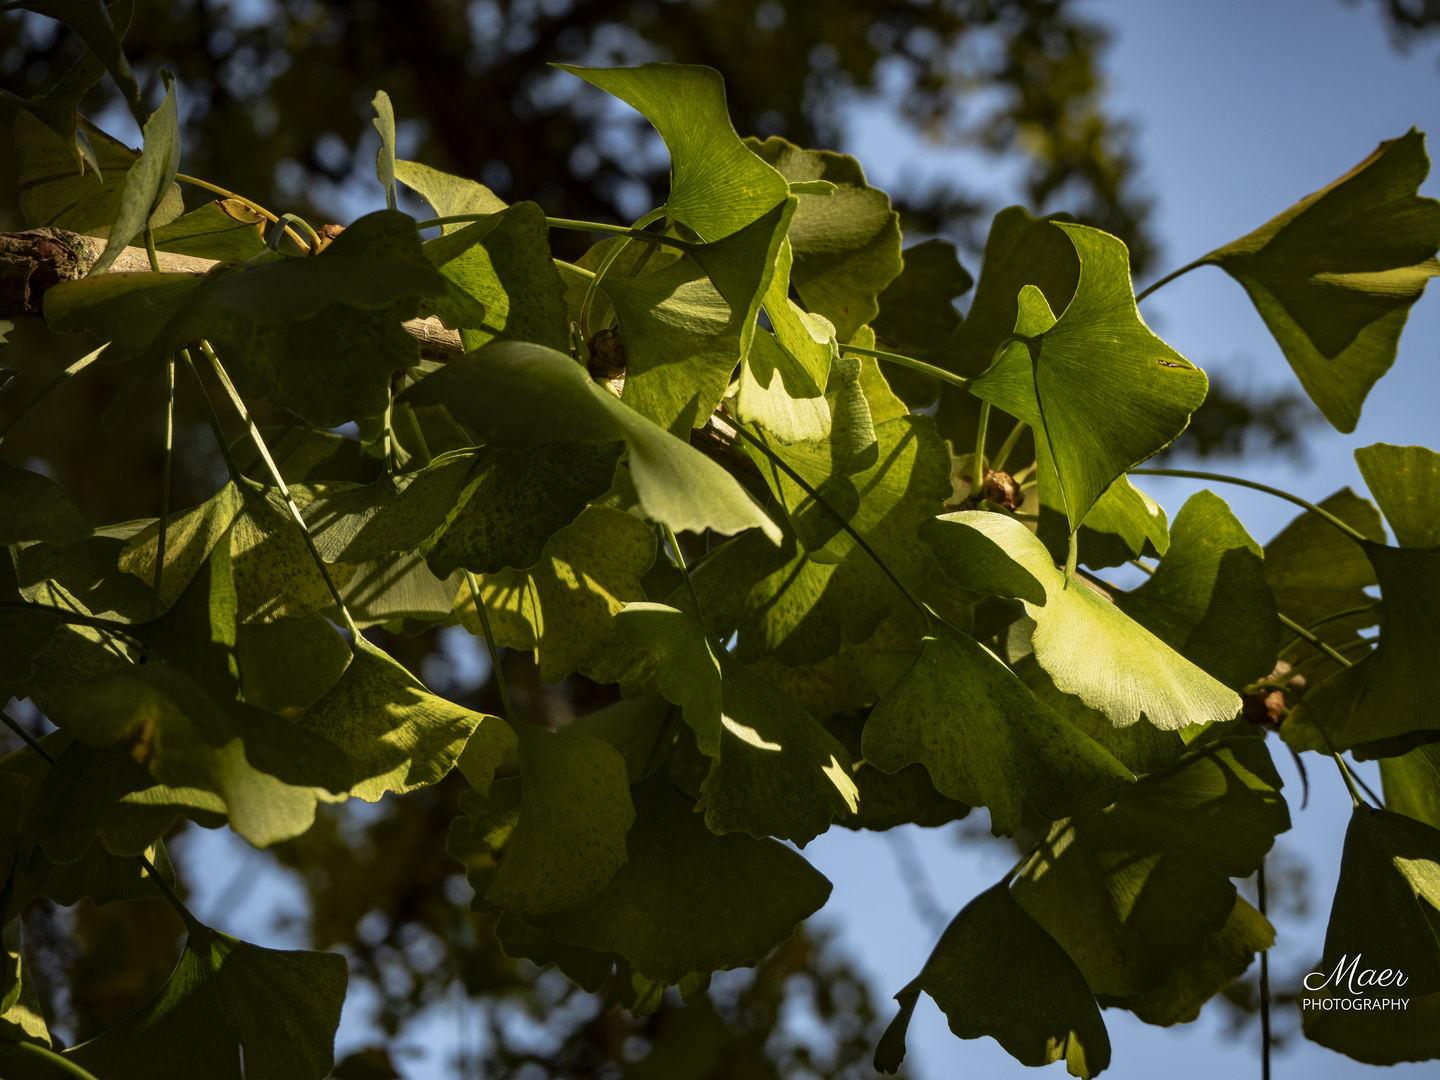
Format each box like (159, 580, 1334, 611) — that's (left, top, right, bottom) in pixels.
(0, 227, 464, 359)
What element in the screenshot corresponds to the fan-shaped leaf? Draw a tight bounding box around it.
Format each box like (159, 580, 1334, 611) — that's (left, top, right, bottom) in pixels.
(922, 512, 1241, 731)
(1201, 130, 1440, 432)
(860, 621, 1131, 837)
(971, 225, 1208, 531)
(746, 136, 903, 339)
(0, 460, 91, 545)
(297, 634, 512, 802)
(397, 340, 781, 543)
(557, 64, 789, 241)
(89, 69, 179, 275)
(875, 882, 1110, 1077)
(615, 602, 859, 844)
(1010, 738, 1289, 998)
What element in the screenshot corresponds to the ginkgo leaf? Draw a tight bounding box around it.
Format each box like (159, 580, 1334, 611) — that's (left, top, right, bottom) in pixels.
(11, 0, 143, 122)
(423, 442, 620, 579)
(921, 512, 1241, 731)
(303, 450, 477, 565)
(480, 721, 634, 916)
(1034, 438, 1169, 570)
(603, 199, 794, 434)
(296, 634, 512, 802)
(970, 224, 1208, 531)
(1303, 987, 1440, 1066)
(1382, 742, 1440, 830)
(1201, 130, 1440, 433)
(745, 136, 903, 339)
(89, 69, 179, 275)
(371, 90, 397, 209)
(150, 198, 267, 260)
(1264, 488, 1384, 654)
(120, 479, 354, 624)
(1311, 806, 1440, 1003)
(872, 240, 973, 360)
(419, 202, 570, 352)
(50, 664, 350, 847)
(13, 109, 182, 233)
(1114, 491, 1282, 691)
(875, 882, 1110, 1078)
(45, 926, 347, 1080)
(824, 712, 971, 832)
(732, 236, 836, 443)
(940, 206, 1079, 379)
(0, 460, 91, 545)
(1010, 738, 1289, 998)
(457, 506, 656, 685)
(0, 0, 131, 176)
(397, 340, 781, 543)
(539, 774, 832, 984)
(860, 621, 1131, 837)
(557, 64, 789, 241)
(132, 528, 242, 700)
(1102, 896, 1274, 1027)
(1356, 442, 1440, 549)
(395, 157, 508, 223)
(615, 602, 859, 845)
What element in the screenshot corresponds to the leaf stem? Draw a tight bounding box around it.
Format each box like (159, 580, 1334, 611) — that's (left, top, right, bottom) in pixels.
(734, 424, 932, 627)
(1258, 858, 1271, 1080)
(197, 341, 359, 636)
(840, 343, 972, 394)
(973, 401, 991, 481)
(1128, 468, 1370, 546)
(179, 349, 243, 483)
(1276, 612, 1356, 670)
(172, 173, 310, 252)
(1, 707, 52, 762)
(991, 419, 1029, 474)
(662, 524, 710, 636)
(545, 216, 693, 250)
(150, 358, 175, 619)
(143, 225, 161, 273)
(578, 209, 663, 341)
(463, 571, 518, 725)
(10, 1040, 103, 1080)
(1133, 257, 1210, 303)
(0, 345, 106, 447)
(1277, 604, 1380, 657)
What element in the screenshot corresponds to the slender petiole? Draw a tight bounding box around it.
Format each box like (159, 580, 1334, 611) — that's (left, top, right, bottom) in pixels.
(179, 349, 243, 483)
(991, 418, 1029, 474)
(197, 341, 360, 637)
(12, 1040, 105, 1080)
(840, 343, 972, 394)
(662, 523, 710, 637)
(973, 401, 992, 480)
(173, 173, 311, 252)
(1133, 257, 1210, 304)
(1128, 468, 1371, 546)
(150, 358, 175, 619)
(464, 571, 518, 725)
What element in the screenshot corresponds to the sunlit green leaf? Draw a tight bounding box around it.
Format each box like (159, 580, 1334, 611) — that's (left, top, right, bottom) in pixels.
(371, 89, 397, 210)
(746, 136, 903, 339)
(150, 198, 266, 261)
(456, 505, 655, 685)
(89, 70, 180, 275)
(875, 882, 1109, 1078)
(13, 109, 181, 233)
(861, 621, 1131, 837)
(922, 512, 1241, 731)
(971, 225, 1208, 531)
(51, 664, 350, 847)
(1114, 491, 1282, 691)
(1202, 130, 1440, 432)
(1356, 442, 1440, 549)
(558, 64, 789, 241)
(420, 202, 570, 351)
(1382, 742, 1440, 830)
(1034, 439, 1169, 570)
(616, 602, 859, 844)
(397, 340, 781, 543)
(394, 158, 507, 224)
(1011, 738, 1289, 997)
(297, 634, 511, 802)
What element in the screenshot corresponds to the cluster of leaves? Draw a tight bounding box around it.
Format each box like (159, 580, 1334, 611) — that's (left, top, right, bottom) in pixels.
(3, 6, 1440, 1077)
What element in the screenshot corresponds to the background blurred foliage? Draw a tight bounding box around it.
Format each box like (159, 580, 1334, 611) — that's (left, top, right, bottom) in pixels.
(0, 0, 1422, 1074)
